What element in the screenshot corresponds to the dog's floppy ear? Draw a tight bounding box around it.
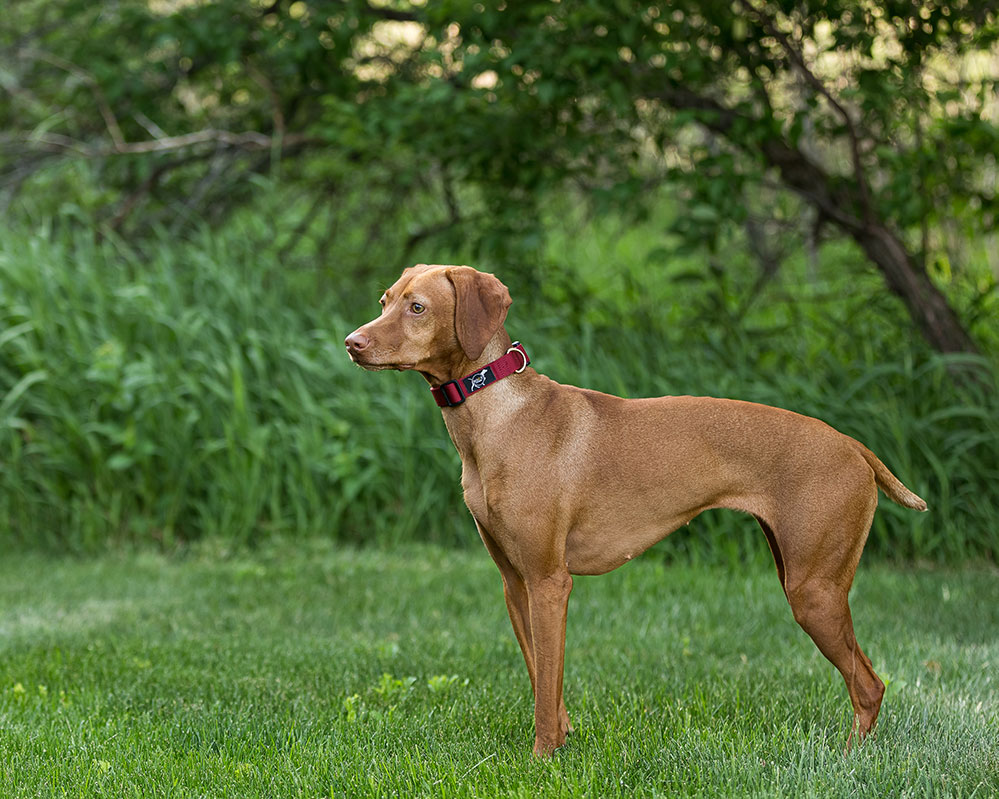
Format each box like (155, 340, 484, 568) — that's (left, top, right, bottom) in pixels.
(446, 267, 512, 360)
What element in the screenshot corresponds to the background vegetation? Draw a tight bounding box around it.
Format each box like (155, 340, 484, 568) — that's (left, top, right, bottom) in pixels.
(1, 5, 998, 795)
(2, 194, 997, 561)
(2, 2, 998, 561)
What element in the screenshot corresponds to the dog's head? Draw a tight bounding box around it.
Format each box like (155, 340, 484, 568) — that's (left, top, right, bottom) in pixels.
(345, 264, 511, 377)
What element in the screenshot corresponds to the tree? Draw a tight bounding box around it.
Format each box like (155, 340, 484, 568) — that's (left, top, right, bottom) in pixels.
(3, 1, 997, 353)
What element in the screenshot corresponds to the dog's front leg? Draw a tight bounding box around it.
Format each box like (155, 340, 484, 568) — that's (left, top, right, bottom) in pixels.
(526, 570, 573, 757)
(477, 523, 575, 739)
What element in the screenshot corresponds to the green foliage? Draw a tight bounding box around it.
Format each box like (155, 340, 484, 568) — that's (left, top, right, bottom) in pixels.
(1, 202, 997, 561)
(0, 546, 996, 796)
(0, 220, 468, 550)
(4, 1, 997, 276)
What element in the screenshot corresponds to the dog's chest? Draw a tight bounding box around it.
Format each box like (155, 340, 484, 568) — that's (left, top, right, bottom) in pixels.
(459, 461, 487, 521)
(456, 445, 518, 528)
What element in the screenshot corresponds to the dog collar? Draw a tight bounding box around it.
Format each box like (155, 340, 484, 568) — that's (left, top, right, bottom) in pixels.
(431, 342, 530, 408)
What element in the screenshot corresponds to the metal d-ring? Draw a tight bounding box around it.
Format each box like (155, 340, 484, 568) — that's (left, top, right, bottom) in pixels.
(507, 345, 528, 373)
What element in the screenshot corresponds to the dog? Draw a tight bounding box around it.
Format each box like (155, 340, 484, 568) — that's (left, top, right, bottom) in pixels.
(345, 264, 926, 756)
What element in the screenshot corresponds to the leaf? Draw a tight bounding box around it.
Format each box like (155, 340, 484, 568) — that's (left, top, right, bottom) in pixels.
(688, 204, 720, 223)
(0, 370, 48, 422)
(670, 269, 708, 284)
(107, 453, 135, 471)
(0, 321, 35, 351)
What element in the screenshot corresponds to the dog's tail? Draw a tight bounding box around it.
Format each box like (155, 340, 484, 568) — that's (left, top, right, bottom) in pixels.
(855, 443, 928, 511)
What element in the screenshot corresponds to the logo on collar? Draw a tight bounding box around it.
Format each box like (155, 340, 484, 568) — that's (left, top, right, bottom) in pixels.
(464, 367, 495, 393)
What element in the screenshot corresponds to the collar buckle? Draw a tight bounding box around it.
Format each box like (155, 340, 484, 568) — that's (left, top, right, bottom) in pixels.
(434, 379, 466, 407)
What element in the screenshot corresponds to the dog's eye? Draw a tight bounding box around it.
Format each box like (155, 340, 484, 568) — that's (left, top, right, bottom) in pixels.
(411, 302, 425, 314)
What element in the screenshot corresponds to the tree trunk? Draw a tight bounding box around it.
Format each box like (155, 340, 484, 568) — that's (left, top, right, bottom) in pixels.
(854, 225, 980, 355)
(645, 83, 981, 355)
(758, 139, 980, 355)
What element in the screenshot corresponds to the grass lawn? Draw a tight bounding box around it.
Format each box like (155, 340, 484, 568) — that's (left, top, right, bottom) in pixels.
(0, 543, 996, 798)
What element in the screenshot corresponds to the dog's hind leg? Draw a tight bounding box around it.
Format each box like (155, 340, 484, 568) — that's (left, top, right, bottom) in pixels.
(785, 576, 885, 747)
(775, 479, 885, 747)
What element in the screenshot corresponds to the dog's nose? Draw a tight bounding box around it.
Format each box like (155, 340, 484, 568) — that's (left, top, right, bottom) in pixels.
(345, 331, 370, 353)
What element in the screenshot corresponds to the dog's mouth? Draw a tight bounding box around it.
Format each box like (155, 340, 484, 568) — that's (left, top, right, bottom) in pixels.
(347, 352, 414, 371)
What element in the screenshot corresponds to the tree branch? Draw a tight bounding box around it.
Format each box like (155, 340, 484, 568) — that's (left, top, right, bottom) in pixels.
(18, 47, 126, 150)
(732, 1, 874, 221)
(638, 77, 980, 356)
(106, 152, 214, 232)
(639, 79, 865, 232)
(246, 59, 286, 142)
(277, 190, 333, 261)
(358, 2, 420, 23)
(16, 128, 319, 156)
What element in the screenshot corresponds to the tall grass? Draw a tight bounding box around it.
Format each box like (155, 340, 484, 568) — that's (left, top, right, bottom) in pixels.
(1, 213, 997, 560)
(0, 222, 466, 551)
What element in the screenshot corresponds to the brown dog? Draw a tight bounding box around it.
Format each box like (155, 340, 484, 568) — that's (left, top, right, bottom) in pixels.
(345, 264, 927, 756)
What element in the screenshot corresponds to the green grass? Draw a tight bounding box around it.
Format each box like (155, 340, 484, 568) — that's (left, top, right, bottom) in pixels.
(1, 544, 996, 797)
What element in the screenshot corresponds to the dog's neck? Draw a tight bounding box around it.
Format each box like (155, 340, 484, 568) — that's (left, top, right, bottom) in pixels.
(418, 330, 515, 389)
(429, 329, 546, 463)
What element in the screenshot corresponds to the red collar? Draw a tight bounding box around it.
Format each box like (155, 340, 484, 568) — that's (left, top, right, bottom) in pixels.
(431, 342, 530, 407)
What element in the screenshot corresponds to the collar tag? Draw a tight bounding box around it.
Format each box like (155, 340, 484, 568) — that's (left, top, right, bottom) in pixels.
(462, 366, 497, 394)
